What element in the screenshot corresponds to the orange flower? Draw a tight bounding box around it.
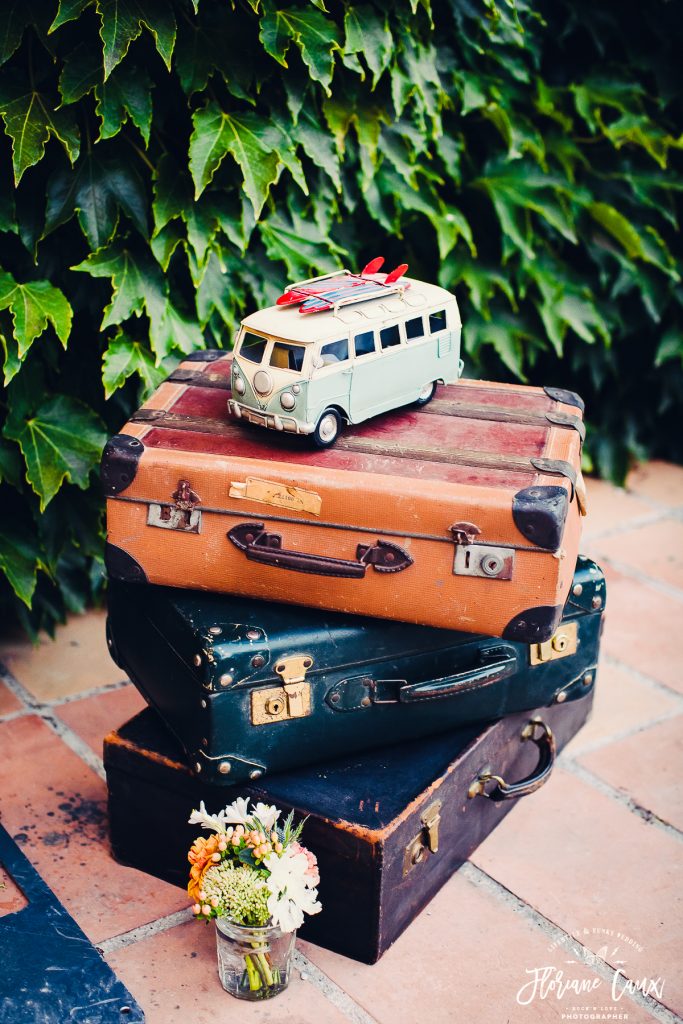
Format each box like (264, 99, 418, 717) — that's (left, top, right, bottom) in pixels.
(187, 834, 222, 902)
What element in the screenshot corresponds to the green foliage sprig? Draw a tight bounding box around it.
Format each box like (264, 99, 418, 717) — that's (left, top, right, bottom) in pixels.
(0, 0, 681, 634)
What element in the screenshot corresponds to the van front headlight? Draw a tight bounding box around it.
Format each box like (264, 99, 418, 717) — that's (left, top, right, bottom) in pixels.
(234, 375, 246, 395)
(280, 391, 296, 410)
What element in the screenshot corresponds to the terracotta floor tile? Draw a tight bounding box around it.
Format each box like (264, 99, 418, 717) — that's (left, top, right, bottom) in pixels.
(0, 681, 22, 716)
(301, 870, 659, 1024)
(593, 518, 683, 591)
(626, 461, 683, 508)
(55, 685, 147, 757)
(599, 567, 683, 695)
(583, 477, 654, 540)
(563, 661, 681, 756)
(0, 609, 124, 701)
(0, 715, 186, 943)
(0, 866, 28, 915)
(471, 768, 683, 1015)
(108, 920, 350, 1024)
(578, 715, 683, 831)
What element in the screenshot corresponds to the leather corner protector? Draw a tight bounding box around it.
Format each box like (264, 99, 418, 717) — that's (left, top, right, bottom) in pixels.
(512, 485, 569, 550)
(503, 605, 563, 643)
(100, 434, 144, 496)
(104, 543, 148, 584)
(543, 386, 585, 413)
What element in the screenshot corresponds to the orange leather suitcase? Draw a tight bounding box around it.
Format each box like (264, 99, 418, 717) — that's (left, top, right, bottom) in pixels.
(102, 351, 586, 642)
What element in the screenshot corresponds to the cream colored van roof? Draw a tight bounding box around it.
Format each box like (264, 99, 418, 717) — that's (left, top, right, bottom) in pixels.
(241, 277, 458, 344)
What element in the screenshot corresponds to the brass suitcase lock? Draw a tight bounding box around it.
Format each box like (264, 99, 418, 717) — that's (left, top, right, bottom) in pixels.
(402, 800, 442, 877)
(251, 655, 313, 725)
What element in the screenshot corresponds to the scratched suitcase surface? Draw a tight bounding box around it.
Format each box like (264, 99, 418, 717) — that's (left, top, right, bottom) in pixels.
(106, 557, 604, 784)
(105, 691, 594, 963)
(102, 350, 586, 642)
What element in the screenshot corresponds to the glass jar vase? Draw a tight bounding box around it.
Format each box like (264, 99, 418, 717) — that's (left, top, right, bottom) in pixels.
(215, 917, 296, 1000)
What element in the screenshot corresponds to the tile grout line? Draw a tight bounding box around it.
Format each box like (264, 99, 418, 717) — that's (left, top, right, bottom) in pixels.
(292, 949, 380, 1024)
(461, 862, 683, 1024)
(560, 705, 683, 758)
(45, 678, 132, 707)
(98, 908, 195, 955)
(583, 508, 669, 543)
(0, 661, 39, 710)
(39, 711, 108, 782)
(560, 759, 683, 843)
(603, 654, 683, 703)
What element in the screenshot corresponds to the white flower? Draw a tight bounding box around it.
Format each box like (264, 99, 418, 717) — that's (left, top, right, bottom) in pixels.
(252, 802, 280, 831)
(263, 847, 322, 933)
(222, 796, 252, 824)
(188, 800, 229, 834)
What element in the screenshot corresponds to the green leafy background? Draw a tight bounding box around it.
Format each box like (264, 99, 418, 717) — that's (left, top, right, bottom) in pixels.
(0, 0, 681, 635)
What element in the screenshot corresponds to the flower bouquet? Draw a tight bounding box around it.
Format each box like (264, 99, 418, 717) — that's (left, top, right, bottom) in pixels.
(187, 797, 321, 1000)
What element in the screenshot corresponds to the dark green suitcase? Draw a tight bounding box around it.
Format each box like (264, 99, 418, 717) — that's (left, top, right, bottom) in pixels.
(106, 556, 604, 784)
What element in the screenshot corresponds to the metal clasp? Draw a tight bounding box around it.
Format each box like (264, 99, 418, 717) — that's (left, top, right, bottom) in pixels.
(251, 655, 313, 725)
(529, 621, 578, 665)
(402, 800, 442, 876)
(147, 479, 202, 533)
(450, 523, 514, 581)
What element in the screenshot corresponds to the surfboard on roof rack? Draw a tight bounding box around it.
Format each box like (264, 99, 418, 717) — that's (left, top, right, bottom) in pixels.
(277, 260, 411, 314)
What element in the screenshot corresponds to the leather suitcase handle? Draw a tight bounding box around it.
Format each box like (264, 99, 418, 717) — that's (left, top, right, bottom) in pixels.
(398, 646, 517, 702)
(227, 522, 413, 579)
(468, 717, 556, 801)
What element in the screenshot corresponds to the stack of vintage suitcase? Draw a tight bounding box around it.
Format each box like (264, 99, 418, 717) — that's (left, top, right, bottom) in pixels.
(102, 343, 604, 963)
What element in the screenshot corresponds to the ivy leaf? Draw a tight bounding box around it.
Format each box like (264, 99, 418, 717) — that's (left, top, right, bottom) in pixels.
(72, 242, 156, 326)
(49, 0, 93, 33)
(0, 522, 46, 606)
(189, 104, 280, 216)
(95, 61, 153, 144)
(150, 221, 184, 271)
(0, 5, 32, 67)
(152, 153, 190, 234)
(344, 5, 392, 89)
(44, 154, 148, 248)
(58, 42, 102, 105)
(588, 202, 644, 260)
(260, 6, 340, 94)
(297, 108, 341, 191)
(96, 0, 176, 79)
(102, 330, 166, 397)
(259, 209, 346, 281)
(0, 90, 80, 184)
(4, 394, 107, 510)
(0, 270, 72, 374)
(0, 438, 22, 488)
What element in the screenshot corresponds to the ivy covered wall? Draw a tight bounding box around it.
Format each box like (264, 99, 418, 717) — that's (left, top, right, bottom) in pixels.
(0, 0, 681, 633)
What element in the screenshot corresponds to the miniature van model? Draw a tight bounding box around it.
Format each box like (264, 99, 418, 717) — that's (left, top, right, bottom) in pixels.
(227, 260, 462, 447)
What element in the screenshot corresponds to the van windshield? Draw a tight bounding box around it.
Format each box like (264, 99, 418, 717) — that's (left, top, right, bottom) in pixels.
(270, 342, 305, 372)
(240, 332, 268, 363)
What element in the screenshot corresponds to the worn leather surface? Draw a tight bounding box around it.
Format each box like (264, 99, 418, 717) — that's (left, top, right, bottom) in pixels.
(107, 557, 604, 784)
(103, 353, 585, 639)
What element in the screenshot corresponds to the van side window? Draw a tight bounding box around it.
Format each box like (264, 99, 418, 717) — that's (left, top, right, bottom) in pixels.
(429, 309, 447, 333)
(354, 331, 376, 357)
(380, 324, 401, 349)
(270, 342, 305, 371)
(320, 339, 349, 365)
(405, 316, 424, 341)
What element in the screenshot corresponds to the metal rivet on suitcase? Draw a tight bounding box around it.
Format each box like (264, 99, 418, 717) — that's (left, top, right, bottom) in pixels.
(592, 595, 602, 609)
(220, 673, 234, 687)
(583, 672, 593, 686)
(246, 629, 260, 641)
(193, 654, 202, 666)
(201, 700, 207, 709)
(218, 761, 231, 774)
(573, 583, 583, 596)
(194, 762, 202, 773)
(555, 691, 567, 703)
(249, 769, 263, 779)
(251, 655, 266, 668)
(209, 626, 222, 635)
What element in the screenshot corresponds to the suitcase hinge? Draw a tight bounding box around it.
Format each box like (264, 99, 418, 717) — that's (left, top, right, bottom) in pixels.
(450, 522, 514, 581)
(403, 800, 442, 876)
(147, 479, 202, 533)
(529, 620, 578, 664)
(251, 655, 313, 725)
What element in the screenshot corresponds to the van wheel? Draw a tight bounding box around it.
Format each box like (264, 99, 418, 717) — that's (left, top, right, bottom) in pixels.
(415, 381, 436, 407)
(313, 409, 342, 448)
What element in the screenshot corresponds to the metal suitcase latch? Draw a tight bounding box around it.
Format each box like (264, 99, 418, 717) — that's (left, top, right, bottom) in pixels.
(529, 621, 578, 664)
(147, 479, 202, 533)
(251, 655, 313, 725)
(403, 800, 442, 877)
(450, 522, 514, 581)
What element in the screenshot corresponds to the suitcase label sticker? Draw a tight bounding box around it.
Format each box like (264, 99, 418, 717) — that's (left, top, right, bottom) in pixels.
(229, 477, 322, 516)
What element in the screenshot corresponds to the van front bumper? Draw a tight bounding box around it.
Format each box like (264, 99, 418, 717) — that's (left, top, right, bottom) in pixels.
(227, 399, 315, 435)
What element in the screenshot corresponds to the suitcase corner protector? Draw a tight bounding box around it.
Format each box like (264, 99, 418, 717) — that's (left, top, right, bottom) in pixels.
(101, 433, 144, 496)
(104, 543, 148, 584)
(502, 604, 563, 644)
(512, 485, 569, 550)
(543, 385, 585, 413)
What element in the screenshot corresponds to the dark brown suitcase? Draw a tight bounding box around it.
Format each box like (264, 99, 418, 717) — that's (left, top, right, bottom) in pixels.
(104, 693, 593, 963)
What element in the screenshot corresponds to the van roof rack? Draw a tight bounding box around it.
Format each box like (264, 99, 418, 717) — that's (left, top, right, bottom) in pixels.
(278, 259, 410, 315)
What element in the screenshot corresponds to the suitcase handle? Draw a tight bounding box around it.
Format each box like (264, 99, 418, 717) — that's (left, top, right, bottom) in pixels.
(227, 522, 413, 578)
(468, 717, 556, 801)
(397, 646, 517, 702)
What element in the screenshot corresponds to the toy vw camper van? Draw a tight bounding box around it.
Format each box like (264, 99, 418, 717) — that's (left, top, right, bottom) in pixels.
(227, 260, 462, 447)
